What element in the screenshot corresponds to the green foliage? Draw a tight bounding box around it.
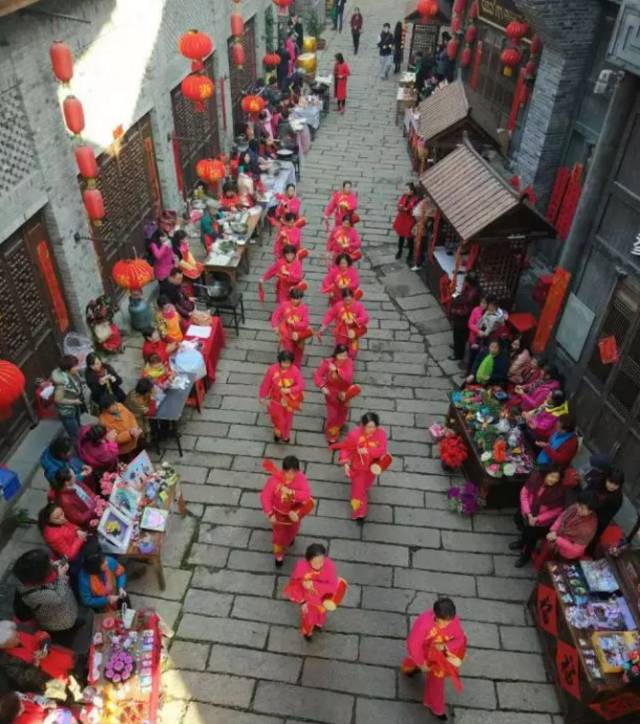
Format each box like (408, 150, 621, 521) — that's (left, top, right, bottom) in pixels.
(306, 7, 325, 40)
(8, 508, 30, 528)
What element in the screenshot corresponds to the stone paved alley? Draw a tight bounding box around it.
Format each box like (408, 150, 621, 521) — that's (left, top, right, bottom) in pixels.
(2, 2, 564, 723)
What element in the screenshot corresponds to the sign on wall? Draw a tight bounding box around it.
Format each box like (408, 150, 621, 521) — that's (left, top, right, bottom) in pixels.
(477, 0, 532, 38)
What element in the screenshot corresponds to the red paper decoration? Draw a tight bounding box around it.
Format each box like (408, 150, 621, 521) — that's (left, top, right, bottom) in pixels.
(178, 29, 213, 71)
(62, 96, 85, 135)
(263, 52, 281, 67)
(195, 158, 226, 185)
(531, 35, 543, 55)
(417, 0, 439, 18)
(598, 336, 619, 365)
(460, 46, 472, 67)
(230, 12, 244, 37)
(181, 73, 215, 111)
(469, 1, 478, 18)
(464, 26, 477, 44)
(0, 361, 26, 419)
(231, 41, 245, 69)
(451, 16, 462, 34)
(74, 146, 98, 183)
(446, 39, 460, 61)
(590, 693, 640, 721)
(83, 188, 105, 225)
(112, 259, 154, 291)
(555, 640, 581, 701)
(501, 46, 521, 76)
(241, 95, 267, 115)
(453, 0, 466, 13)
(535, 584, 558, 637)
(272, 0, 293, 7)
(49, 41, 73, 83)
(506, 20, 528, 43)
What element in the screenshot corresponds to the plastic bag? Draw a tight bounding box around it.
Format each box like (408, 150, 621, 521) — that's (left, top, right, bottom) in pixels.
(172, 342, 206, 380)
(63, 332, 93, 368)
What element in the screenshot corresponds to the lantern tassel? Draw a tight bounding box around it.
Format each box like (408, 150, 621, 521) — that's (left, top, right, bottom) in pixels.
(191, 60, 204, 72)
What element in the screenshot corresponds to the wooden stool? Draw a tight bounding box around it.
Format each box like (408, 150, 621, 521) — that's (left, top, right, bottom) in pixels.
(211, 291, 245, 335)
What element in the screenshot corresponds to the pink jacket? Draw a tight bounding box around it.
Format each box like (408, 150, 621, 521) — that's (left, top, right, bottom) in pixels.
(521, 379, 560, 412)
(467, 306, 484, 346)
(150, 241, 176, 281)
(77, 425, 119, 470)
(550, 513, 586, 560)
(519, 485, 563, 528)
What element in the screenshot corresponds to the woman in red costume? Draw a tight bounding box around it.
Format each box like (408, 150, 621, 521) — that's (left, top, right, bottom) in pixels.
(333, 52, 351, 113)
(333, 412, 389, 520)
(284, 543, 347, 640)
(260, 245, 305, 304)
(401, 597, 467, 721)
(393, 182, 419, 262)
(326, 213, 361, 263)
(272, 212, 307, 258)
(319, 288, 369, 359)
(323, 180, 358, 227)
(313, 344, 356, 444)
(274, 183, 301, 221)
(259, 350, 305, 443)
(271, 288, 312, 369)
(260, 456, 314, 566)
(321, 253, 360, 306)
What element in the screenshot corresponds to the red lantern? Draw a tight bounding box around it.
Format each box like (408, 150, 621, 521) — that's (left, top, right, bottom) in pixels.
(447, 38, 459, 61)
(178, 29, 213, 71)
(241, 95, 267, 115)
(531, 35, 543, 55)
(195, 158, 226, 185)
(62, 96, 84, 135)
(451, 16, 462, 34)
(263, 52, 281, 67)
(417, 0, 439, 18)
(453, 0, 466, 13)
(506, 20, 528, 43)
(231, 41, 245, 69)
(49, 41, 73, 84)
(230, 13, 244, 37)
(461, 46, 472, 67)
(469, 1, 478, 19)
(181, 73, 215, 111)
(83, 188, 105, 225)
(0, 361, 25, 419)
(465, 26, 477, 44)
(525, 59, 538, 77)
(501, 46, 521, 76)
(74, 146, 98, 183)
(272, 0, 293, 8)
(112, 258, 154, 291)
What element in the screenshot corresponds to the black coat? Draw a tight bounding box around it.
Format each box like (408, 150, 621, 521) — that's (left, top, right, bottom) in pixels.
(85, 363, 125, 404)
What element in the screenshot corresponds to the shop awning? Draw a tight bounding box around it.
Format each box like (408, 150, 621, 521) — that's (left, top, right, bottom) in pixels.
(417, 80, 500, 149)
(404, 1, 451, 25)
(420, 140, 555, 241)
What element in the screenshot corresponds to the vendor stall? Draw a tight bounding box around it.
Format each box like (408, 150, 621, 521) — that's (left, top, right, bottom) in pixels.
(405, 80, 501, 172)
(531, 551, 640, 723)
(419, 139, 555, 311)
(404, 1, 451, 66)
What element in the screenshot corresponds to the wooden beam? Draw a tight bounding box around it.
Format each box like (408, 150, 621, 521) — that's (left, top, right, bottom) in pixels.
(0, 0, 41, 19)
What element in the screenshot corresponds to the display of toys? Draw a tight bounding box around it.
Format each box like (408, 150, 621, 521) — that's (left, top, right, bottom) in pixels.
(104, 648, 135, 683)
(580, 560, 620, 594)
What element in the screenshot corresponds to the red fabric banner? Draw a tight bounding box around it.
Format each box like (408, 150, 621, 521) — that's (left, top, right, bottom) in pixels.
(536, 583, 557, 637)
(35, 241, 70, 333)
(470, 41, 483, 90)
(590, 692, 640, 721)
(546, 166, 570, 224)
(555, 639, 581, 701)
(532, 267, 571, 354)
(555, 164, 583, 240)
(507, 68, 526, 132)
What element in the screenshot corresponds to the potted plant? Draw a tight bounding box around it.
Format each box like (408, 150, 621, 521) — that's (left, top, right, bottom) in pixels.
(307, 8, 326, 50)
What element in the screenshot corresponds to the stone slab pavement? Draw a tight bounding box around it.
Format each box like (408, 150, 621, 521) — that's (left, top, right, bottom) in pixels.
(0, 2, 563, 722)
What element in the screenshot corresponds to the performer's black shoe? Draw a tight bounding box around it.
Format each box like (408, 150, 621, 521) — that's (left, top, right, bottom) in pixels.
(304, 634, 313, 641)
(509, 539, 524, 551)
(275, 559, 283, 568)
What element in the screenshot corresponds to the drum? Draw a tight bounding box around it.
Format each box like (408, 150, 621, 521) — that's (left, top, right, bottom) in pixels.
(302, 36, 318, 53)
(296, 52, 317, 76)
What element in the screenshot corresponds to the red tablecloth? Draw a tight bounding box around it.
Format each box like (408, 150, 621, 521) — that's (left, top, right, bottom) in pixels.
(186, 317, 225, 383)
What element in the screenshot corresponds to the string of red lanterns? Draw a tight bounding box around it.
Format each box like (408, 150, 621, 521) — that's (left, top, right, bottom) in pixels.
(501, 19, 528, 76)
(460, 0, 478, 69)
(263, 52, 281, 68)
(230, 0, 246, 70)
(178, 29, 215, 111)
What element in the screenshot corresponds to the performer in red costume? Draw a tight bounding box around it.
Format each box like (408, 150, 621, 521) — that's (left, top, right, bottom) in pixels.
(318, 288, 369, 359)
(260, 245, 305, 304)
(321, 253, 360, 306)
(271, 288, 312, 368)
(323, 180, 358, 227)
(259, 350, 305, 443)
(313, 344, 357, 443)
(326, 213, 362, 263)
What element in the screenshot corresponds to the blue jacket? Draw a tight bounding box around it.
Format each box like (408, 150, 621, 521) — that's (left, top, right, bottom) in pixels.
(78, 556, 127, 610)
(40, 447, 83, 483)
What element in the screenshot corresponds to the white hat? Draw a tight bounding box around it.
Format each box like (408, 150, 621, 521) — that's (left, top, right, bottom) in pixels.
(0, 620, 17, 647)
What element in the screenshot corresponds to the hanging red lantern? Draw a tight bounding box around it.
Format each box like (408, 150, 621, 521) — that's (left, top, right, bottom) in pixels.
(447, 38, 460, 61)
(531, 35, 543, 55)
(465, 26, 477, 44)
(178, 29, 213, 71)
(0, 361, 26, 420)
(49, 41, 73, 84)
(83, 188, 105, 225)
(112, 259, 154, 291)
(451, 16, 462, 34)
(74, 146, 98, 183)
(263, 52, 281, 67)
(230, 13, 244, 37)
(196, 158, 226, 185)
(181, 73, 215, 111)
(62, 96, 85, 135)
(506, 20, 528, 43)
(469, 1, 478, 19)
(241, 95, 267, 115)
(417, 0, 439, 18)
(461, 46, 472, 67)
(501, 46, 521, 76)
(525, 59, 538, 77)
(231, 41, 245, 69)
(453, 0, 466, 13)
(272, 0, 293, 8)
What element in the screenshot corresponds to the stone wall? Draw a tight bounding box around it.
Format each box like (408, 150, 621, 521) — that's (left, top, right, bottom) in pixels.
(0, 0, 271, 329)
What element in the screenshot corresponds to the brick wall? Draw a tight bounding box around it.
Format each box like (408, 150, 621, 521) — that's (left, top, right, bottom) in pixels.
(0, 0, 270, 330)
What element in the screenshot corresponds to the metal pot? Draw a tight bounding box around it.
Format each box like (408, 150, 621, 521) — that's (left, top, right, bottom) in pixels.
(276, 148, 294, 161)
(206, 273, 231, 300)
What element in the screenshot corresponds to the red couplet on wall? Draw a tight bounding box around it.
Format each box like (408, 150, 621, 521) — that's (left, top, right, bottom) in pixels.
(532, 267, 571, 354)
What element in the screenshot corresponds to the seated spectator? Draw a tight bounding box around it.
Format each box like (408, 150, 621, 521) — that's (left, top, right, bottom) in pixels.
(507, 336, 534, 386)
(466, 340, 509, 386)
(85, 353, 125, 406)
(535, 413, 579, 468)
(38, 503, 89, 565)
(50, 354, 85, 442)
(588, 467, 624, 543)
(76, 424, 119, 477)
(47, 468, 98, 529)
(156, 294, 184, 345)
(510, 465, 565, 567)
(125, 378, 157, 435)
(40, 437, 85, 485)
(546, 491, 598, 560)
(78, 551, 128, 613)
(523, 389, 569, 441)
(97, 395, 143, 460)
(513, 362, 560, 411)
(142, 353, 174, 388)
(12, 550, 93, 652)
(141, 327, 177, 364)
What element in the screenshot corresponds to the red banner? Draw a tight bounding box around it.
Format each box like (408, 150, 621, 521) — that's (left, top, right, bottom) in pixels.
(598, 336, 619, 365)
(555, 164, 583, 240)
(590, 692, 640, 721)
(556, 639, 581, 701)
(35, 241, 70, 333)
(546, 166, 571, 224)
(532, 267, 571, 354)
(536, 583, 557, 637)
(507, 68, 526, 132)
(470, 41, 483, 91)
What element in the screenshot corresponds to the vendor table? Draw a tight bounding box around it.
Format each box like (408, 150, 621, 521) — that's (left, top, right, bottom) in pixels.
(88, 609, 161, 722)
(261, 161, 297, 203)
(148, 373, 198, 458)
(530, 552, 640, 723)
(447, 399, 530, 508)
(396, 86, 417, 126)
(185, 317, 225, 384)
(291, 102, 321, 131)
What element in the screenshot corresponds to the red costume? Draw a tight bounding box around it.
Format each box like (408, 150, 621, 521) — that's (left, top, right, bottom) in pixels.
(326, 224, 361, 261)
(272, 301, 311, 368)
(274, 194, 301, 220)
(321, 265, 360, 306)
(272, 223, 304, 258)
(284, 556, 345, 637)
(42, 520, 85, 561)
(259, 363, 305, 441)
(321, 299, 369, 358)
(260, 465, 313, 561)
(401, 610, 467, 717)
(313, 356, 354, 443)
(262, 258, 304, 304)
(334, 61, 351, 101)
(142, 338, 171, 365)
(393, 193, 419, 237)
(335, 424, 388, 519)
(6, 630, 75, 682)
(324, 190, 358, 225)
